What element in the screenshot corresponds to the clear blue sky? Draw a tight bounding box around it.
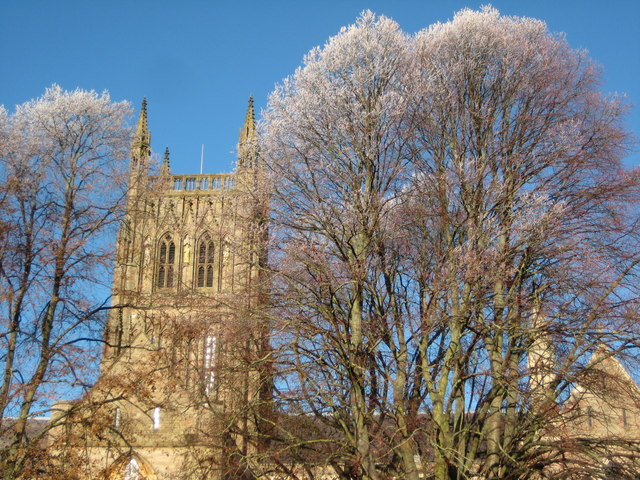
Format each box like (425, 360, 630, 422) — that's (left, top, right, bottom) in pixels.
(1, 0, 639, 174)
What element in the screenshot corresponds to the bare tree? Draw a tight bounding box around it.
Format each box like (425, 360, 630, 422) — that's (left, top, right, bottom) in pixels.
(0, 85, 131, 479)
(263, 12, 423, 480)
(409, 8, 639, 479)
(262, 8, 640, 480)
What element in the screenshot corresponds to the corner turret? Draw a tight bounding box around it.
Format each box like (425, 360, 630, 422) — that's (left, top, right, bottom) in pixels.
(161, 147, 171, 175)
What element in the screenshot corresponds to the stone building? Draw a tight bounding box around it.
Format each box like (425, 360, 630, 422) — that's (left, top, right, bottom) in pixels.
(560, 346, 640, 477)
(52, 98, 268, 480)
(48, 100, 640, 480)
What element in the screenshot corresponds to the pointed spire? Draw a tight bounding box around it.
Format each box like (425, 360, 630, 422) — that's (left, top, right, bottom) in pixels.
(161, 147, 171, 175)
(238, 96, 257, 169)
(239, 96, 255, 144)
(131, 97, 151, 161)
(136, 98, 149, 138)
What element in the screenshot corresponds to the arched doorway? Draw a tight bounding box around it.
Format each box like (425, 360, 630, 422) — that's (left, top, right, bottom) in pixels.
(106, 452, 157, 480)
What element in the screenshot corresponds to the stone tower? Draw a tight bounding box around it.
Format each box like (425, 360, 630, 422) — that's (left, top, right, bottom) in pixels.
(54, 98, 268, 480)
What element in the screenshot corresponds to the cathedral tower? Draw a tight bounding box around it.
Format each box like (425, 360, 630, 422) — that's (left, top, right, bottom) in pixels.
(55, 99, 267, 480)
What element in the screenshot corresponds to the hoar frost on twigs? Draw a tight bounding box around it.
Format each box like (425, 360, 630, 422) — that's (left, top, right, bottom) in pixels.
(261, 7, 639, 480)
(0, 85, 131, 480)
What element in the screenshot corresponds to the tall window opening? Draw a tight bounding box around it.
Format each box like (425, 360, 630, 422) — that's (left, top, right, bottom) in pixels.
(204, 335, 217, 395)
(196, 234, 215, 288)
(157, 234, 175, 288)
(114, 407, 121, 429)
(113, 308, 124, 356)
(153, 407, 160, 430)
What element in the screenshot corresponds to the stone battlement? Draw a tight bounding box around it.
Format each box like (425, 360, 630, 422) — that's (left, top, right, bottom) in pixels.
(150, 173, 237, 194)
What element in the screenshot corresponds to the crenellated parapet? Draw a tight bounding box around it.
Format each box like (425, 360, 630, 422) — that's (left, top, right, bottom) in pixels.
(151, 173, 237, 194)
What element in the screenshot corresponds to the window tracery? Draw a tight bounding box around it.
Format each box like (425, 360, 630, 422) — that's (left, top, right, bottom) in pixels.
(157, 234, 175, 288)
(196, 234, 215, 288)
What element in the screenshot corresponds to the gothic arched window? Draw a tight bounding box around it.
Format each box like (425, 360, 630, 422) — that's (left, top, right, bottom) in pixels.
(196, 234, 215, 288)
(157, 234, 176, 288)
